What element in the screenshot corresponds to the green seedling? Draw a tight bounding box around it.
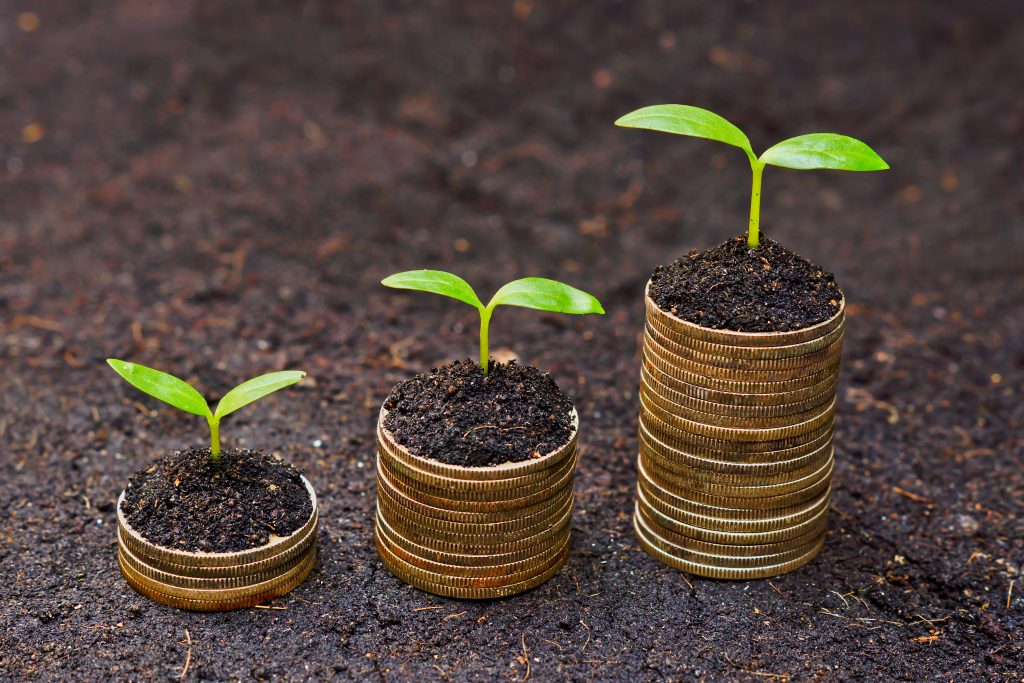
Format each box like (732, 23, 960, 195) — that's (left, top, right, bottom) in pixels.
(106, 359, 306, 461)
(381, 271, 604, 375)
(615, 104, 889, 249)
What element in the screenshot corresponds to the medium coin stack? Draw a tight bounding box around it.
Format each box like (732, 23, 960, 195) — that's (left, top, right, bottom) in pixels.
(116, 477, 318, 611)
(375, 407, 577, 599)
(635, 287, 844, 579)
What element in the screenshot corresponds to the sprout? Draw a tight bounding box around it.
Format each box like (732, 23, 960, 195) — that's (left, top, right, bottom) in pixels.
(381, 270, 604, 374)
(615, 104, 889, 249)
(106, 359, 306, 461)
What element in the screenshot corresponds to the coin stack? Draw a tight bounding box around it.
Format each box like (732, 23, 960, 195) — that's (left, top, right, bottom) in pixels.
(635, 288, 844, 579)
(375, 407, 577, 599)
(116, 477, 318, 611)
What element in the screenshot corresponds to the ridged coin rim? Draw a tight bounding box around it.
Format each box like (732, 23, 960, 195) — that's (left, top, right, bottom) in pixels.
(642, 347, 840, 394)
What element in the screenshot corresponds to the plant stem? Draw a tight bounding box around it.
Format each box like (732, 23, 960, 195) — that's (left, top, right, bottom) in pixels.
(479, 307, 492, 375)
(208, 417, 221, 461)
(748, 161, 764, 249)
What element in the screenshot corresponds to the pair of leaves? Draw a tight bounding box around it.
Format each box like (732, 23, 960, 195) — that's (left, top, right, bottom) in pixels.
(614, 104, 888, 171)
(106, 359, 305, 422)
(381, 271, 605, 316)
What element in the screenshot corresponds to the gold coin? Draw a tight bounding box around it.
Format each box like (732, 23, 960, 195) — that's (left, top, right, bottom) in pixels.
(636, 508, 826, 557)
(644, 287, 846, 348)
(376, 512, 570, 567)
(639, 433, 833, 484)
(120, 548, 316, 611)
(639, 423, 833, 475)
(377, 493, 570, 544)
(643, 347, 840, 394)
(636, 490, 829, 545)
(379, 541, 569, 600)
(635, 511, 823, 566)
(640, 450, 834, 499)
(375, 501, 572, 554)
(642, 357, 840, 408)
(636, 456, 832, 510)
(640, 404, 834, 454)
(637, 475, 831, 533)
(118, 534, 313, 589)
(634, 512, 826, 580)
(116, 512, 318, 579)
(377, 450, 576, 510)
(641, 367, 836, 422)
(376, 480, 571, 535)
(644, 329, 842, 381)
(377, 519, 569, 578)
(378, 436, 577, 494)
(116, 476, 317, 569)
(119, 543, 316, 601)
(646, 306, 846, 359)
(640, 375, 834, 429)
(640, 391, 836, 443)
(638, 415, 833, 464)
(377, 529, 569, 590)
(635, 509, 826, 568)
(377, 463, 573, 523)
(646, 321, 844, 372)
(377, 407, 578, 481)
(636, 457, 832, 521)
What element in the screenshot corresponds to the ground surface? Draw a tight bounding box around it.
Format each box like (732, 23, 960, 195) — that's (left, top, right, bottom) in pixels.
(1, 1, 1022, 681)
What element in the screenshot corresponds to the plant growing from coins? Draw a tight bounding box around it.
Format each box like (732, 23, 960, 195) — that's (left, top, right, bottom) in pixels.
(107, 359, 306, 461)
(381, 270, 604, 374)
(615, 104, 889, 249)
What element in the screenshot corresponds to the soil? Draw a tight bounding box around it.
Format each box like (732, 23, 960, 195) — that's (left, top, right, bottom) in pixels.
(2, 2, 1022, 681)
(649, 235, 843, 332)
(383, 360, 575, 467)
(120, 448, 312, 553)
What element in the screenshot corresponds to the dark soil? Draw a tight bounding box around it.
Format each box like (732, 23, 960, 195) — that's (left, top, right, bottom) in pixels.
(649, 235, 844, 332)
(120, 448, 312, 553)
(2, 2, 1022, 681)
(383, 360, 575, 467)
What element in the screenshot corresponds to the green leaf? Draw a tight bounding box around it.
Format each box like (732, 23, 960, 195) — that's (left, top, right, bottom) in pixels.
(214, 370, 306, 420)
(760, 133, 889, 171)
(614, 104, 754, 158)
(487, 278, 605, 315)
(106, 359, 211, 418)
(382, 270, 483, 309)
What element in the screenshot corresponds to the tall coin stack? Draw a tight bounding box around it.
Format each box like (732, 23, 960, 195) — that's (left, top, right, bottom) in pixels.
(116, 477, 319, 611)
(635, 287, 844, 579)
(376, 408, 577, 599)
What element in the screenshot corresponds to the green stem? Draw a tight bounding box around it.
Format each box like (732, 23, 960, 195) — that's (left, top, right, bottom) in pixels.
(208, 417, 221, 461)
(748, 161, 764, 249)
(479, 307, 492, 375)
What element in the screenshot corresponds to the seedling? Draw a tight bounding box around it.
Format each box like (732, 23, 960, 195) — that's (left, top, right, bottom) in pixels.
(381, 271, 604, 375)
(615, 104, 889, 249)
(106, 359, 306, 461)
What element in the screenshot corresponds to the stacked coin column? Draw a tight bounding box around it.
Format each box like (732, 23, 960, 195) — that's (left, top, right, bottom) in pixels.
(635, 289, 844, 579)
(375, 409, 578, 599)
(116, 479, 319, 611)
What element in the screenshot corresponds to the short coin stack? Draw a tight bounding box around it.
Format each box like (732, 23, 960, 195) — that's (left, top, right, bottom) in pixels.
(376, 408, 577, 599)
(635, 288, 844, 579)
(116, 477, 318, 611)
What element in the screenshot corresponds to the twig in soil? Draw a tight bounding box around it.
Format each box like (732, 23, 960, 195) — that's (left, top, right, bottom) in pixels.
(462, 424, 528, 439)
(579, 620, 591, 653)
(519, 632, 531, 681)
(253, 604, 287, 610)
(1008, 580, 1015, 610)
(892, 486, 934, 505)
(723, 654, 790, 680)
(443, 611, 466, 621)
(819, 608, 904, 628)
(413, 605, 444, 612)
(179, 629, 192, 681)
(768, 581, 786, 597)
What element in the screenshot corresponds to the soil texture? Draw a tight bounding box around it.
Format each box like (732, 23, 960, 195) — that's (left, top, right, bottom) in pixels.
(383, 360, 575, 467)
(649, 235, 843, 332)
(120, 448, 312, 553)
(2, 1, 1022, 681)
